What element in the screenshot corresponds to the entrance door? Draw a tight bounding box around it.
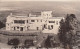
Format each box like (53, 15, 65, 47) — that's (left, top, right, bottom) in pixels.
(20, 27, 23, 31)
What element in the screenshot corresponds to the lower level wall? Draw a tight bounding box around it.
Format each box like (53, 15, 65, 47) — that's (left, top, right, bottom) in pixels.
(0, 32, 56, 47)
(0, 34, 37, 45)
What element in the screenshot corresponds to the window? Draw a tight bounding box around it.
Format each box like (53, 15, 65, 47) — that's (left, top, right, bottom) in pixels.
(44, 24, 47, 29)
(17, 27, 19, 29)
(31, 20, 35, 22)
(27, 20, 28, 23)
(27, 26, 30, 30)
(14, 20, 25, 24)
(37, 20, 38, 22)
(48, 25, 51, 29)
(14, 27, 15, 30)
(37, 27, 39, 30)
(56, 21, 58, 25)
(48, 25, 53, 30)
(47, 14, 48, 16)
(49, 21, 55, 23)
(41, 20, 42, 22)
(7, 24, 9, 26)
(51, 25, 53, 29)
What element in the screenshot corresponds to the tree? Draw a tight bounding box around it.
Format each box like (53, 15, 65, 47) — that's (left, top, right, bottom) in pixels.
(58, 14, 78, 49)
(58, 19, 67, 48)
(44, 35, 52, 48)
(8, 38, 20, 46)
(0, 21, 5, 29)
(24, 39, 34, 47)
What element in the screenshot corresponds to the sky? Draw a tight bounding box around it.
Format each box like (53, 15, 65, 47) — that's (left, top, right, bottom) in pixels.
(0, 0, 80, 1)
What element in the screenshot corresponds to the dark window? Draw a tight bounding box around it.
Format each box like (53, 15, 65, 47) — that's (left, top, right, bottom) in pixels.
(49, 21, 55, 23)
(20, 27, 23, 31)
(47, 14, 48, 16)
(17, 27, 19, 29)
(27, 26, 30, 30)
(37, 20, 38, 22)
(27, 20, 28, 23)
(44, 24, 47, 29)
(48, 25, 51, 29)
(14, 20, 25, 24)
(8, 24, 9, 26)
(37, 27, 39, 30)
(51, 25, 53, 29)
(48, 25, 53, 30)
(14, 27, 15, 30)
(31, 20, 35, 22)
(41, 20, 42, 22)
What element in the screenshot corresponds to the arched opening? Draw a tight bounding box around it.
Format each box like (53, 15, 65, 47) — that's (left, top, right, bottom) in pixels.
(8, 38, 20, 46)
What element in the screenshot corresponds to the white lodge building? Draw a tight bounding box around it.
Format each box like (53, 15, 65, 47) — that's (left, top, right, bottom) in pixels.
(6, 11, 64, 34)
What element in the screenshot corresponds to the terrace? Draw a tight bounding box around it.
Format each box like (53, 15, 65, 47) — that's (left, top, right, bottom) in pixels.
(0, 27, 41, 36)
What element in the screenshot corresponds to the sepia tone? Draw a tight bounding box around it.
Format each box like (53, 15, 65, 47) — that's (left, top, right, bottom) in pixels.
(0, 0, 80, 49)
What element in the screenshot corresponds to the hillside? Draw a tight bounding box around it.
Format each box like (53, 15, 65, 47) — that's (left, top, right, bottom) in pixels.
(0, 1, 80, 23)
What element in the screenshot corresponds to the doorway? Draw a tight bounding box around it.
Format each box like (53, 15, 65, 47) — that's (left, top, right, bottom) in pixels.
(20, 27, 23, 31)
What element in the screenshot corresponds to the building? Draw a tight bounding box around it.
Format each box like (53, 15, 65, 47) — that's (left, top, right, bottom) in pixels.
(6, 11, 64, 34)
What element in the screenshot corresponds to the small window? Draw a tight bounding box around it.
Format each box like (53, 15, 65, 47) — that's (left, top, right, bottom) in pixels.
(27, 20, 28, 23)
(37, 20, 38, 22)
(48, 25, 51, 30)
(27, 26, 30, 30)
(48, 25, 53, 30)
(44, 24, 47, 29)
(41, 20, 42, 22)
(17, 27, 19, 29)
(56, 21, 58, 25)
(37, 27, 39, 30)
(7, 24, 9, 26)
(44, 25, 46, 28)
(31, 20, 35, 22)
(51, 25, 53, 29)
(14, 27, 15, 30)
(47, 14, 48, 16)
(49, 21, 55, 23)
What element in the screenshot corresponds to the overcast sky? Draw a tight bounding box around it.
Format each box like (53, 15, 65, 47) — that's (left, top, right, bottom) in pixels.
(0, 0, 80, 1)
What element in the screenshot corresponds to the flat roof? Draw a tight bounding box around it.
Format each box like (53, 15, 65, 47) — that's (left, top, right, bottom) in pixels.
(49, 17, 64, 19)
